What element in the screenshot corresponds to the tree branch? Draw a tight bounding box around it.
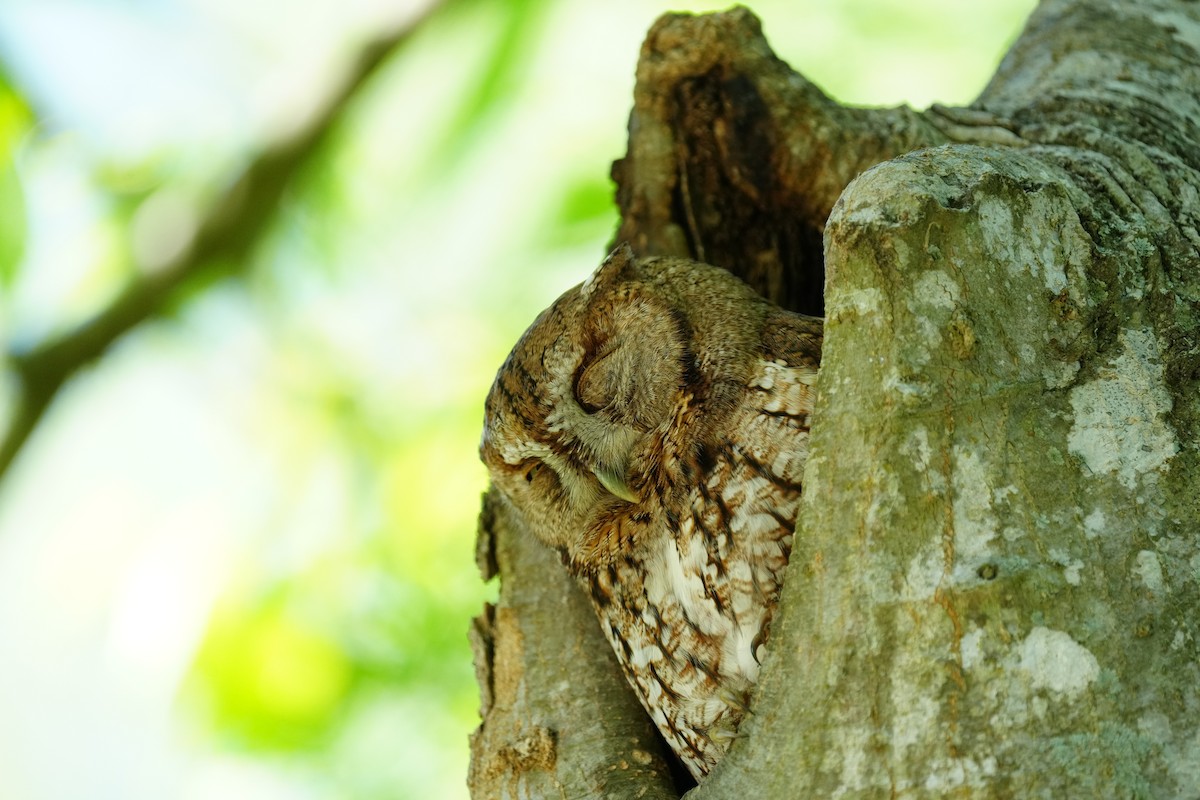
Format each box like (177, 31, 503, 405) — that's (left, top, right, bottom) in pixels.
(0, 5, 444, 482)
(468, 489, 677, 799)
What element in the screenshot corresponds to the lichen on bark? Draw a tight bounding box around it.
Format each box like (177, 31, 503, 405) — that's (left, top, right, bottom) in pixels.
(472, 2, 1200, 797)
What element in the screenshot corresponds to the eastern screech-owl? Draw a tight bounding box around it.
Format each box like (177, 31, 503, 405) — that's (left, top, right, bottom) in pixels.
(480, 244, 822, 780)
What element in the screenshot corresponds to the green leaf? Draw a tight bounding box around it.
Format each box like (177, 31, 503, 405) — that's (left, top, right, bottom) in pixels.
(0, 74, 31, 293)
(189, 590, 354, 750)
(548, 176, 618, 246)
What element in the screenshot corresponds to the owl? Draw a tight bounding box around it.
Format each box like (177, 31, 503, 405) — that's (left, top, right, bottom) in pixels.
(479, 243, 822, 781)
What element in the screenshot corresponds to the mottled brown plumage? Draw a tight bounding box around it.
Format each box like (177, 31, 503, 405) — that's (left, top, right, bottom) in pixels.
(480, 244, 821, 780)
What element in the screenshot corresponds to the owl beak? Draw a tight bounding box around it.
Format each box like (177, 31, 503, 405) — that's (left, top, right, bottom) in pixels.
(593, 465, 640, 503)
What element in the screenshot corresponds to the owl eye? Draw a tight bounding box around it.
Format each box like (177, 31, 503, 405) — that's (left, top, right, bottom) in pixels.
(524, 462, 543, 483)
(574, 351, 616, 414)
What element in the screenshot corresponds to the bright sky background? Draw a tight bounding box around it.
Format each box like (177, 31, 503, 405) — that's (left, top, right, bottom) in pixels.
(0, 1, 1036, 798)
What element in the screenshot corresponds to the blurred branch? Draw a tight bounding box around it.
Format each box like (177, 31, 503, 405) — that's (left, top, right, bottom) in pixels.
(0, 4, 445, 483)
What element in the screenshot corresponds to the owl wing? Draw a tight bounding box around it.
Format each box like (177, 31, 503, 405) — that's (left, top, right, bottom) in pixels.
(585, 326, 821, 779)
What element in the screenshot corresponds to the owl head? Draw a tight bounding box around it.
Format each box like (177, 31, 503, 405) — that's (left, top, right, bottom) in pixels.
(480, 244, 771, 572)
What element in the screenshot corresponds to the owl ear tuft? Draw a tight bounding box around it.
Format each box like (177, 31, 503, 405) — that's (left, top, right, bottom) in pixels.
(581, 242, 636, 299)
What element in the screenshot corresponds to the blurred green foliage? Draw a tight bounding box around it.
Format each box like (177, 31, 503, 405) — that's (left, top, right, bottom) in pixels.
(192, 588, 353, 749)
(0, 73, 29, 294)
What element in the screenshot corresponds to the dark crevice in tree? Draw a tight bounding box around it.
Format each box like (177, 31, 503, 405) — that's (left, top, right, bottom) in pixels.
(652, 69, 826, 316)
(611, 10, 945, 320)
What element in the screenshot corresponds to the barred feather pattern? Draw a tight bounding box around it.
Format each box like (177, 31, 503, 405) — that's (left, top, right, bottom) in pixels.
(584, 358, 812, 778)
(480, 245, 821, 782)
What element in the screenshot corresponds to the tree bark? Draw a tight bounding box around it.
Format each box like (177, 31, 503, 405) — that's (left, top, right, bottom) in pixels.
(470, 1, 1200, 797)
(469, 488, 678, 799)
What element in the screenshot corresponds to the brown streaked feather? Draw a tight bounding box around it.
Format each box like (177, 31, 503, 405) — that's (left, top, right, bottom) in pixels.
(480, 247, 822, 780)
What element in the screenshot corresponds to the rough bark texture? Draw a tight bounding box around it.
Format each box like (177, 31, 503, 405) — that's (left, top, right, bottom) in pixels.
(610, 9, 949, 318)
(471, 1, 1200, 797)
(469, 488, 677, 799)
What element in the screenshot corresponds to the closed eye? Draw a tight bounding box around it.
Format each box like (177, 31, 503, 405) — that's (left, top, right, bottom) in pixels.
(574, 349, 615, 414)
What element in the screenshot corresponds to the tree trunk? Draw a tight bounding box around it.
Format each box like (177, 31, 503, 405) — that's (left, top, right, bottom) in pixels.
(470, 1, 1200, 797)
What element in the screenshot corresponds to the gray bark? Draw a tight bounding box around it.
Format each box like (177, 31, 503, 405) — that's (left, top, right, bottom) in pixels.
(469, 490, 677, 799)
(470, 1, 1200, 797)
